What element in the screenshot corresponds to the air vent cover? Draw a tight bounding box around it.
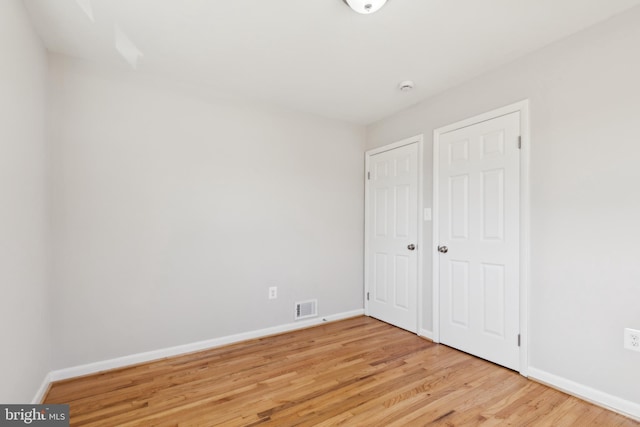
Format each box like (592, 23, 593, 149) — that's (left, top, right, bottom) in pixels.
(295, 299, 318, 320)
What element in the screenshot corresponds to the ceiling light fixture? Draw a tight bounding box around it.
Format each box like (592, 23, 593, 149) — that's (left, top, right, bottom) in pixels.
(342, 0, 388, 14)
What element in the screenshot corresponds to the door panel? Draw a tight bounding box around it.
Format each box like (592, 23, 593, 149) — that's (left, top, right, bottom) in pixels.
(449, 174, 469, 239)
(438, 112, 520, 370)
(367, 143, 418, 333)
(450, 260, 470, 327)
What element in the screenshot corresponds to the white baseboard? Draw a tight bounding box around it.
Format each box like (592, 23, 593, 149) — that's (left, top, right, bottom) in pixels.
(528, 367, 640, 422)
(46, 309, 364, 385)
(31, 372, 52, 404)
(35, 317, 639, 423)
(419, 328, 434, 341)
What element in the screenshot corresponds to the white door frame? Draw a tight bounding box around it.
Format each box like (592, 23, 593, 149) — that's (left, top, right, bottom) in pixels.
(432, 101, 530, 376)
(364, 134, 424, 334)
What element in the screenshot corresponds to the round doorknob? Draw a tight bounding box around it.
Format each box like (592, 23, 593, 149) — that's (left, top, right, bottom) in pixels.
(438, 246, 448, 253)
(407, 244, 416, 251)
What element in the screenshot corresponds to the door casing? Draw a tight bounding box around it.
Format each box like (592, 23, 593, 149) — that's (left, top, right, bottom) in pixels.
(432, 101, 530, 376)
(364, 134, 424, 334)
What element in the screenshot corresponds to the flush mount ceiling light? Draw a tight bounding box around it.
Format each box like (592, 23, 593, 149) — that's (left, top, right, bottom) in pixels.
(342, 0, 388, 14)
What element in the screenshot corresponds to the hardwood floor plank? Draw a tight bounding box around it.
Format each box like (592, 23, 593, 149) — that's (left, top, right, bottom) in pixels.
(43, 316, 638, 426)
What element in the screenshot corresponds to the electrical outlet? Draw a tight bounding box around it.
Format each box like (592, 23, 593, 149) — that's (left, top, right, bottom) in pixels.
(268, 286, 277, 300)
(624, 328, 640, 352)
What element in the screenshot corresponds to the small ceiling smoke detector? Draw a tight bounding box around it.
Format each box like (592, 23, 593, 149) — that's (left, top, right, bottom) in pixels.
(342, 0, 388, 14)
(398, 80, 415, 92)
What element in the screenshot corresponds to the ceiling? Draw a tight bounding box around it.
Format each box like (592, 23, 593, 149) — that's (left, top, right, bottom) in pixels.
(23, 0, 640, 124)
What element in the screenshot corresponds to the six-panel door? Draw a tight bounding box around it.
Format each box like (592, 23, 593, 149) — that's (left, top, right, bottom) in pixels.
(438, 112, 521, 370)
(367, 143, 419, 333)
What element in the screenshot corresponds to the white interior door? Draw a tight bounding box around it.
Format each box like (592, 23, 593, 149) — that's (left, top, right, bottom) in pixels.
(366, 142, 419, 333)
(437, 112, 521, 370)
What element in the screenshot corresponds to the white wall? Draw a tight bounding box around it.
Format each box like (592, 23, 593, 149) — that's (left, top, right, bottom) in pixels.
(48, 56, 365, 369)
(367, 6, 640, 406)
(0, 0, 50, 403)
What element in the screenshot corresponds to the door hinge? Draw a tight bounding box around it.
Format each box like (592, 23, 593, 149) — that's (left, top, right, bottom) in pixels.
(518, 334, 521, 347)
(518, 136, 522, 150)
(367, 171, 370, 180)
(366, 292, 370, 301)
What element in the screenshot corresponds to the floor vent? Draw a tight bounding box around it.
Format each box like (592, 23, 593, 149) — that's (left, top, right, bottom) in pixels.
(295, 299, 318, 320)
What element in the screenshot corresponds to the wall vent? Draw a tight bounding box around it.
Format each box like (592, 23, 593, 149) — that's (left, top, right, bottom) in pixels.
(295, 299, 318, 320)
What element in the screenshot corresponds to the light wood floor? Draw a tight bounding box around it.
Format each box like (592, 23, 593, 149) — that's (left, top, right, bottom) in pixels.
(44, 316, 638, 426)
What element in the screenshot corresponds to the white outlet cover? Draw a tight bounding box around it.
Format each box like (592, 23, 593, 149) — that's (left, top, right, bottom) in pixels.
(424, 208, 432, 221)
(624, 328, 640, 352)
